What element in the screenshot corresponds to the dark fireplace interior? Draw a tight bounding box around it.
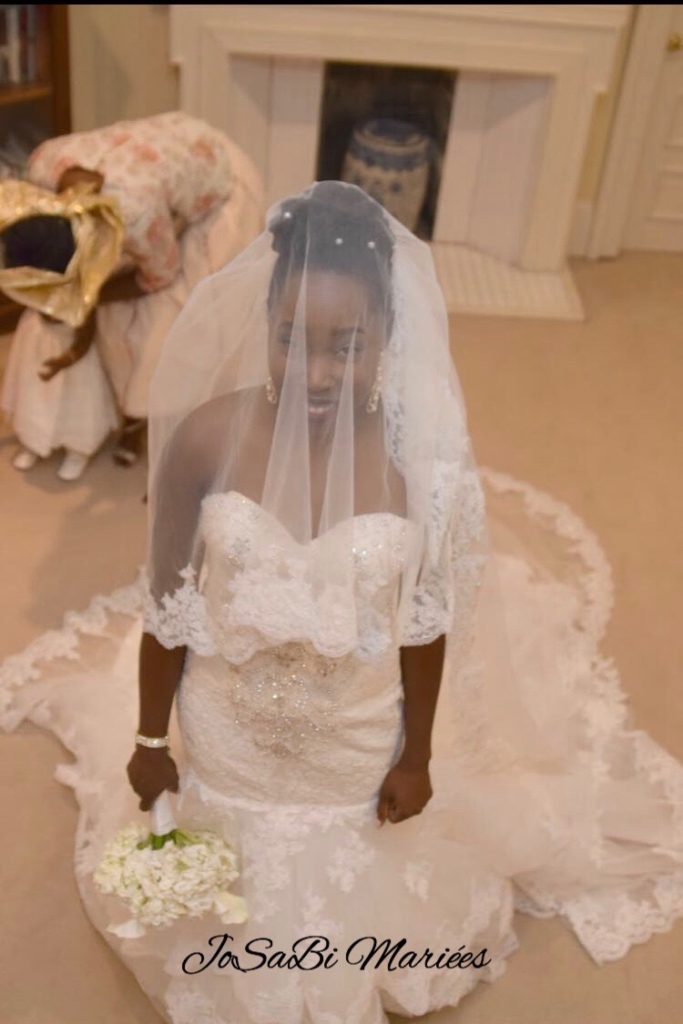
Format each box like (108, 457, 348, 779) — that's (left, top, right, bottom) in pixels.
(316, 61, 456, 239)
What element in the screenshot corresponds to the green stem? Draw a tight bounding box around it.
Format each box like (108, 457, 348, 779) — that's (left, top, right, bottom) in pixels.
(136, 828, 199, 851)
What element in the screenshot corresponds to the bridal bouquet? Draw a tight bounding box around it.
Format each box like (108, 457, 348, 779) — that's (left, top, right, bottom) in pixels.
(93, 792, 248, 939)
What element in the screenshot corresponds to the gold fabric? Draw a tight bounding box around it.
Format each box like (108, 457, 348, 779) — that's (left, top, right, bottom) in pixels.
(0, 179, 124, 328)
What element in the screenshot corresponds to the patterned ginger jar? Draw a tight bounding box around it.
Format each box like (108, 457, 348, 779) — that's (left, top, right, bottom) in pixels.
(341, 117, 431, 233)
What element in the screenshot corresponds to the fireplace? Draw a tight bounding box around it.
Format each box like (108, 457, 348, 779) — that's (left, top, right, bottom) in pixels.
(170, 4, 630, 319)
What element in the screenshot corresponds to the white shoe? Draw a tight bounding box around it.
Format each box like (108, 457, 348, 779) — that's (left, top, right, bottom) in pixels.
(13, 448, 40, 471)
(58, 450, 89, 482)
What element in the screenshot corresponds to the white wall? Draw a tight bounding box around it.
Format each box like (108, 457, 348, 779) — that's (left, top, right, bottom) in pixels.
(68, 5, 178, 131)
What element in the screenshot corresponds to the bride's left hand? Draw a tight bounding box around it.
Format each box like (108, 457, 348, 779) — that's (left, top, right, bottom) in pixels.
(376, 758, 432, 825)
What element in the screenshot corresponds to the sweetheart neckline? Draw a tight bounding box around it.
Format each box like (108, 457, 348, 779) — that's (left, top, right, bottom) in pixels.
(202, 490, 418, 547)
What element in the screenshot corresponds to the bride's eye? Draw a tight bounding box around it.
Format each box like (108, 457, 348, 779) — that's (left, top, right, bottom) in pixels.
(336, 342, 365, 360)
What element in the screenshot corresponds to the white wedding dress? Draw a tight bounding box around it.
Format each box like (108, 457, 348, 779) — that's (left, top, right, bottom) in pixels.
(2, 472, 683, 1024)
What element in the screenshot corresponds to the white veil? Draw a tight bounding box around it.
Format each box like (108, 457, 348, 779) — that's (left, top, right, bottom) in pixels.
(142, 180, 558, 772)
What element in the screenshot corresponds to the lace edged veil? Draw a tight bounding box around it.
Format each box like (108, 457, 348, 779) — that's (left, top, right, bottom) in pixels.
(142, 180, 560, 771)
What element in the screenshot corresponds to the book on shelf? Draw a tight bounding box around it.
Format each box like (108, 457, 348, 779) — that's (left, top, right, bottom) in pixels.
(0, 5, 41, 88)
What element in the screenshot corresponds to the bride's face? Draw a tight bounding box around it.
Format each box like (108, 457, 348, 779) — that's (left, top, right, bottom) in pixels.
(268, 269, 386, 427)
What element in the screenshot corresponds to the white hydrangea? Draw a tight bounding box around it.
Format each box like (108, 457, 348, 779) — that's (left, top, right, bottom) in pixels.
(94, 823, 248, 932)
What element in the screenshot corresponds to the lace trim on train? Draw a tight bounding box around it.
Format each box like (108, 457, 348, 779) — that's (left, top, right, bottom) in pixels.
(0, 576, 143, 731)
(482, 469, 683, 964)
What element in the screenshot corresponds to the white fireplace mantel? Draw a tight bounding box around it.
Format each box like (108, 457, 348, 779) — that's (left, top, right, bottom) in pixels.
(170, 5, 630, 319)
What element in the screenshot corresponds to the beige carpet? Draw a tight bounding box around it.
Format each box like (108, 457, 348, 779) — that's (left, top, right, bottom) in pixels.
(1, 251, 682, 1023)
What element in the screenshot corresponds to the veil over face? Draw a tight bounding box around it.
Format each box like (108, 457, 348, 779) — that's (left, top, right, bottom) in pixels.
(144, 180, 558, 770)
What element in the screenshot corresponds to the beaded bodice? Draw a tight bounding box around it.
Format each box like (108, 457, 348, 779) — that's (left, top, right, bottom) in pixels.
(198, 491, 421, 663)
(175, 492, 419, 801)
(215, 640, 356, 759)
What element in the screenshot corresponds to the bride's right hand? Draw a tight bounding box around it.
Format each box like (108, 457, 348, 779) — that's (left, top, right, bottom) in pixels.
(126, 747, 179, 812)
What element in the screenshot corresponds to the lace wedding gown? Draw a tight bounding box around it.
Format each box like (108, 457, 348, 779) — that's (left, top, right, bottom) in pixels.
(2, 473, 683, 1024)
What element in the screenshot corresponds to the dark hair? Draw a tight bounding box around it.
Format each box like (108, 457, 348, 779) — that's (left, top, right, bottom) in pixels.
(267, 182, 395, 328)
(1, 215, 76, 274)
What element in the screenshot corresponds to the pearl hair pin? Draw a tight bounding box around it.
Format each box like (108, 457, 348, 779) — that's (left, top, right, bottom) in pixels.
(278, 212, 375, 251)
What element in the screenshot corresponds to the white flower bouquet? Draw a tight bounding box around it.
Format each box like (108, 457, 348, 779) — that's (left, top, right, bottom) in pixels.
(93, 791, 248, 939)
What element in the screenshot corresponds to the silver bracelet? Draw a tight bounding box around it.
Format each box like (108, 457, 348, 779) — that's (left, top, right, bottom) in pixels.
(135, 732, 169, 749)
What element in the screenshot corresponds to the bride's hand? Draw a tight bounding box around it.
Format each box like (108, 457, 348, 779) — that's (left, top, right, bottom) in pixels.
(126, 746, 179, 812)
(376, 758, 433, 825)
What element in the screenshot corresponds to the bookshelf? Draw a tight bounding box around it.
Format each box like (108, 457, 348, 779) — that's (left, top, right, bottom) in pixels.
(0, 5, 71, 330)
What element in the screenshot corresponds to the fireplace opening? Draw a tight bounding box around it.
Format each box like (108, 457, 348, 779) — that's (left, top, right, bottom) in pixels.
(316, 61, 456, 240)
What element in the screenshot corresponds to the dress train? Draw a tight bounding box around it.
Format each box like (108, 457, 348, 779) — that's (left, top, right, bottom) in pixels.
(2, 471, 682, 1024)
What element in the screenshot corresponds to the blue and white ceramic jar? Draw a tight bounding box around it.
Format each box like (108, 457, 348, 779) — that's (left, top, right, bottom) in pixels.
(341, 118, 431, 233)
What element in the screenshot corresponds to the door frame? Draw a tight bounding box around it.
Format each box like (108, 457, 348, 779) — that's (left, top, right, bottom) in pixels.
(587, 5, 677, 258)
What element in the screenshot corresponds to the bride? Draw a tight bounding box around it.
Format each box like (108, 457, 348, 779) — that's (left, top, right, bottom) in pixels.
(2, 181, 683, 1024)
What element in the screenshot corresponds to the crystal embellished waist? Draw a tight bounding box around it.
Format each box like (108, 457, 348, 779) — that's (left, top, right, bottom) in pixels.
(184, 641, 401, 759)
(229, 641, 355, 758)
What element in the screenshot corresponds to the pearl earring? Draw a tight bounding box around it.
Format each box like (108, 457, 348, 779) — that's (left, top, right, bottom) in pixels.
(265, 374, 278, 405)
